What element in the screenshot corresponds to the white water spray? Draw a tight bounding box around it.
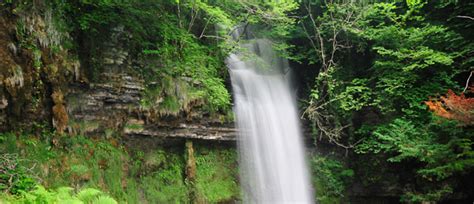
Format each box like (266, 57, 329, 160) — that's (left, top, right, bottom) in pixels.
(227, 31, 314, 203)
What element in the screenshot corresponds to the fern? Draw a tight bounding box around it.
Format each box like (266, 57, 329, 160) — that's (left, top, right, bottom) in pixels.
(55, 187, 75, 199)
(76, 188, 103, 203)
(91, 195, 118, 204)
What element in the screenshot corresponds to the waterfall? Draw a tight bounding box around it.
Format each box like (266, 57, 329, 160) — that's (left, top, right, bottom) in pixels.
(227, 31, 314, 203)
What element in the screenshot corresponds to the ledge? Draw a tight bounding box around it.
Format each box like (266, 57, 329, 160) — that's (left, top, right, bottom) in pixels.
(124, 123, 237, 141)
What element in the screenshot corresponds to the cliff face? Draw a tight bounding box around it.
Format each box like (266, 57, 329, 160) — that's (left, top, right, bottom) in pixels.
(0, 15, 14, 128)
(0, 8, 236, 141)
(64, 22, 236, 141)
(66, 72, 236, 141)
(0, 10, 77, 132)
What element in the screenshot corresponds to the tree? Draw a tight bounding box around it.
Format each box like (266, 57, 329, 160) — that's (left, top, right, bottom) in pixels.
(292, 0, 474, 201)
(426, 88, 474, 126)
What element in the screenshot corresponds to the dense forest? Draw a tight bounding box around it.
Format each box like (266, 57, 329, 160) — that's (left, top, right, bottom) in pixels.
(0, 0, 472, 203)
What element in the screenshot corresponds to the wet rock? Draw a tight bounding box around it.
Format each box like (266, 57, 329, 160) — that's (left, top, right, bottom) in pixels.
(66, 73, 237, 141)
(124, 123, 237, 141)
(0, 97, 7, 109)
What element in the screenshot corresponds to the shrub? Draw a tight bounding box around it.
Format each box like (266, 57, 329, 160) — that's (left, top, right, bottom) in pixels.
(0, 153, 36, 195)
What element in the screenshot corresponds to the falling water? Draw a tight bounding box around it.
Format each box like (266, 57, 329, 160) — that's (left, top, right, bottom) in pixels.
(227, 30, 314, 203)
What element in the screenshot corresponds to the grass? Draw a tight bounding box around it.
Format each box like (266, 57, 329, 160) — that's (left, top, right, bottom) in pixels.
(0, 131, 241, 203)
(195, 145, 240, 203)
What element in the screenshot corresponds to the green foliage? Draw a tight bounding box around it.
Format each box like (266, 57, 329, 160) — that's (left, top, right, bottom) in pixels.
(295, 0, 474, 202)
(195, 146, 239, 203)
(0, 131, 240, 203)
(91, 195, 118, 204)
(0, 185, 118, 204)
(6, 0, 302, 117)
(220, 0, 299, 58)
(137, 145, 239, 203)
(0, 132, 132, 202)
(76, 188, 103, 203)
(310, 154, 353, 204)
(140, 74, 207, 116)
(139, 149, 188, 203)
(356, 6, 462, 115)
(0, 153, 36, 195)
(348, 5, 473, 201)
(357, 118, 474, 201)
(123, 123, 143, 131)
(54, 0, 234, 113)
(4, 0, 473, 202)
(150, 26, 229, 112)
(53, 0, 302, 115)
(338, 79, 373, 112)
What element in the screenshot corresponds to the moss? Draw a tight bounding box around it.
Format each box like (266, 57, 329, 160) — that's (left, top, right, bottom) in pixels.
(68, 164, 91, 182)
(68, 120, 100, 135)
(123, 123, 143, 131)
(51, 89, 68, 134)
(139, 148, 188, 203)
(142, 150, 166, 173)
(0, 131, 241, 203)
(32, 48, 42, 69)
(0, 5, 77, 131)
(141, 75, 207, 118)
(194, 145, 240, 203)
(158, 96, 181, 116)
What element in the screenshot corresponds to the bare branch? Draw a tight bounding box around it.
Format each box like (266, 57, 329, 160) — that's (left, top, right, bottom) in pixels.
(463, 70, 473, 93)
(199, 17, 213, 39)
(457, 15, 474, 21)
(187, 5, 200, 33)
(305, 2, 327, 70)
(301, 20, 319, 57)
(199, 35, 227, 40)
(301, 1, 367, 150)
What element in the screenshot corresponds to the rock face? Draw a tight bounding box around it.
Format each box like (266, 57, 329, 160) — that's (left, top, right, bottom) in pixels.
(0, 6, 235, 140)
(124, 123, 236, 141)
(0, 11, 78, 131)
(62, 24, 236, 141)
(66, 72, 236, 141)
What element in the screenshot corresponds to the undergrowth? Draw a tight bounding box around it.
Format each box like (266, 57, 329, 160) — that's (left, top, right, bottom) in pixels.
(0, 131, 240, 203)
(0, 186, 118, 204)
(310, 153, 354, 204)
(195, 145, 240, 203)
